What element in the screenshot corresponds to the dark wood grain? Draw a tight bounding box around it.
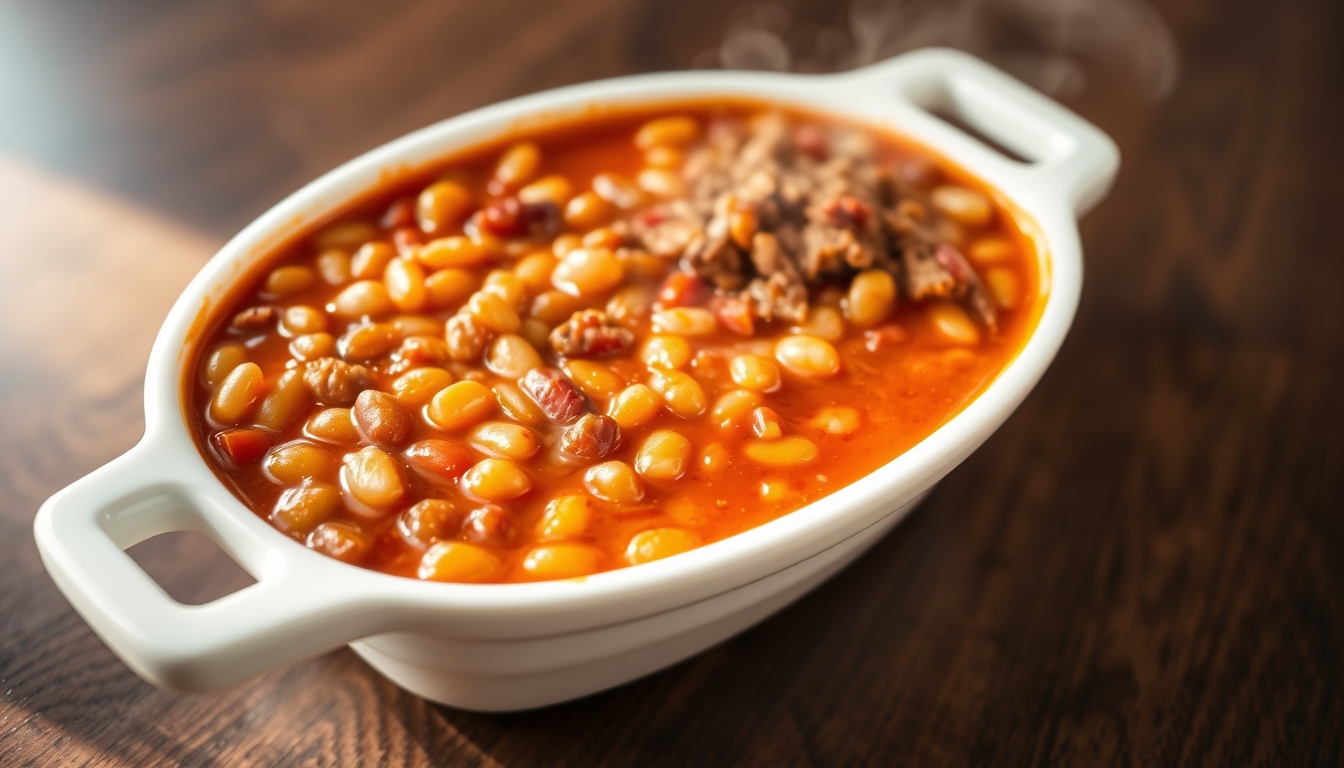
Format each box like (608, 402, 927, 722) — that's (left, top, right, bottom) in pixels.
(1, 0, 1340, 765)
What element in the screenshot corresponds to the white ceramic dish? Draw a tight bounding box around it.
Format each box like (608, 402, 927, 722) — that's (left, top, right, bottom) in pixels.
(33, 48, 1117, 712)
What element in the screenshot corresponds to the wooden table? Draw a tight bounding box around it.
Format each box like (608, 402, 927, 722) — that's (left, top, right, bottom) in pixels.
(2, 1, 1340, 764)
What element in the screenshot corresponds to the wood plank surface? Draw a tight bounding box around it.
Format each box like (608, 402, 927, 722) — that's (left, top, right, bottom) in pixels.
(0, 0, 1340, 765)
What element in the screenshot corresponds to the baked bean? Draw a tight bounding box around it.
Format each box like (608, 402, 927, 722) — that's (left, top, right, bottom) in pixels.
(931, 185, 993, 227)
(315, 248, 351, 285)
(551, 248, 624, 298)
(644, 145, 683, 169)
(651, 307, 717, 336)
(493, 381, 546, 425)
(305, 407, 360, 445)
(699, 442, 728, 473)
(495, 141, 541, 189)
(529, 290, 586, 325)
(308, 522, 371, 563)
(634, 430, 692, 481)
(255, 369, 313, 431)
(202, 343, 247, 388)
(561, 414, 621, 460)
(350, 242, 396, 280)
(404, 438, 475, 483)
(967, 236, 1016, 265)
(468, 421, 540, 460)
(483, 270, 527, 309)
(520, 318, 551, 351)
(427, 380, 496, 431)
(729, 355, 781, 392)
(928, 302, 981, 345)
(985, 268, 1020, 309)
(353, 389, 413, 448)
(648, 370, 706, 418)
(759, 479, 789, 502)
(514, 252, 558, 294)
(638, 335, 691, 370)
(607, 383, 660, 430)
(637, 168, 686, 199)
(384, 258, 427, 312)
(845, 269, 896, 327)
(790, 305, 845, 342)
(775, 335, 841, 377)
(563, 360, 624, 399)
(391, 367, 452, 406)
(486, 334, 543, 379)
(537, 495, 591, 541)
(264, 441, 338, 485)
(750, 407, 782, 439)
(625, 528, 702, 565)
(617, 249, 668, 281)
(331, 280, 394, 320)
(280, 306, 326, 337)
(264, 265, 317, 297)
(314, 220, 376, 250)
(467, 290, 521, 333)
(563, 191, 613, 230)
(290, 333, 336, 362)
(518, 175, 572, 206)
(606, 284, 655, 323)
(445, 312, 488, 362)
(416, 180, 474, 234)
(634, 115, 698, 150)
(551, 233, 582, 257)
(710, 389, 761, 430)
(808, 405, 860, 436)
(391, 315, 445, 339)
(591, 172, 644, 209)
(462, 458, 533, 502)
(341, 446, 405, 514)
(743, 436, 818, 467)
(271, 480, 341, 534)
(418, 541, 501, 583)
(211, 362, 265, 425)
(418, 236, 491, 270)
(339, 322, 401, 361)
(398, 499, 461, 549)
(424, 268, 477, 309)
(584, 461, 643, 503)
(521, 543, 603, 580)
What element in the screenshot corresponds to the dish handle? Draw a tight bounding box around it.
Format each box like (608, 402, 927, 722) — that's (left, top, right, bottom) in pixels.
(844, 48, 1121, 218)
(32, 438, 390, 691)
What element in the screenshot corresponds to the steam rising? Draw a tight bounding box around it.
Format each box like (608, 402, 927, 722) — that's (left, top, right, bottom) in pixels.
(706, 0, 1180, 102)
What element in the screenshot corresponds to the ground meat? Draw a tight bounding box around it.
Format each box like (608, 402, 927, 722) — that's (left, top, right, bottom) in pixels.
(549, 309, 635, 358)
(303, 357, 373, 407)
(631, 111, 1000, 331)
(560, 414, 621, 460)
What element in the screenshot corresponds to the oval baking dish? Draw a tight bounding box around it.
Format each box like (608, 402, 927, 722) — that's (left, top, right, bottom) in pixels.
(33, 48, 1117, 712)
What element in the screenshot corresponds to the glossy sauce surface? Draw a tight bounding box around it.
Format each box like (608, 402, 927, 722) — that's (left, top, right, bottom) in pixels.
(187, 103, 1043, 583)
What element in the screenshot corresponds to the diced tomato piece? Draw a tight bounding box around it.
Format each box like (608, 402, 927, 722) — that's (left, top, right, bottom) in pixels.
(658, 271, 704, 308)
(381, 197, 416, 229)
(392, 226, 424, 254)
(213, 428, 274, 466)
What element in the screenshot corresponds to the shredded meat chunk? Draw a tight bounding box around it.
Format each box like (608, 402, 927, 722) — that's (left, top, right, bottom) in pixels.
(636, 111, 997, 330)
(549, 309, 636, 358)
(303, 357, 373, 407)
